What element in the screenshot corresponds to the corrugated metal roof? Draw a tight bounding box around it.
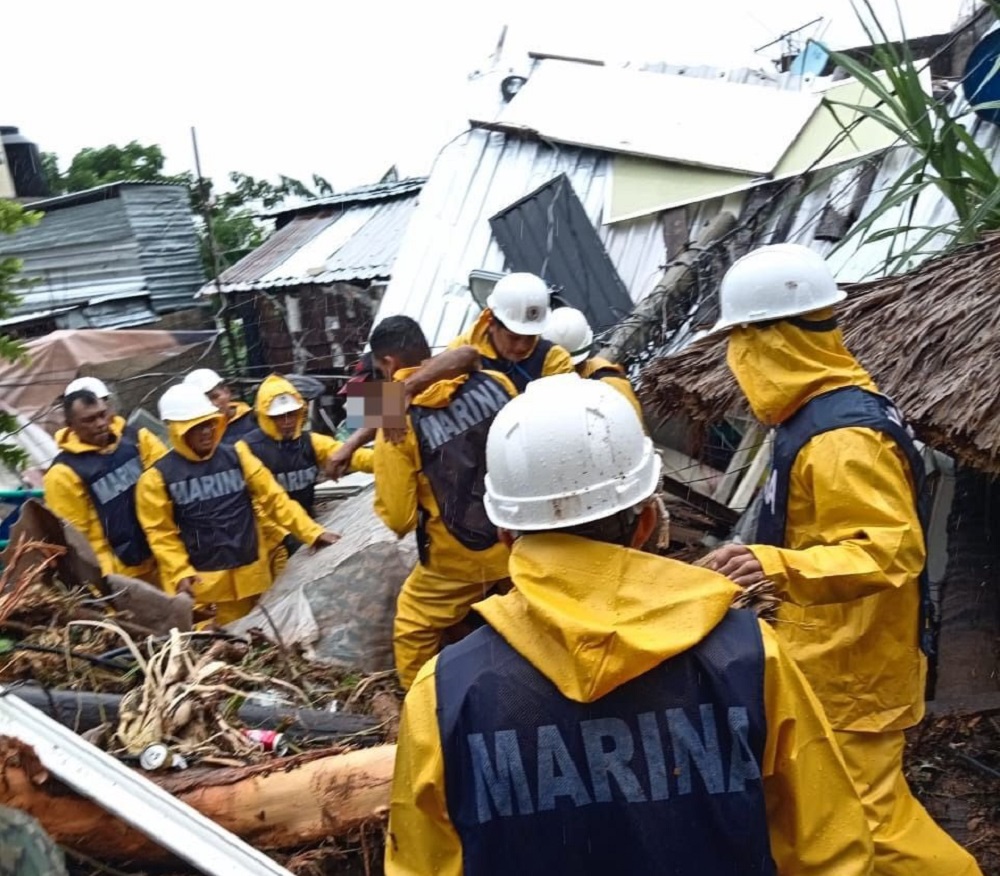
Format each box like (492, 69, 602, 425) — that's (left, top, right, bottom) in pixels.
(374, 130, 669, 350)
(206, 193, 419, 294)
(0, 183, 205, 319)
(267, 177, 426, 219)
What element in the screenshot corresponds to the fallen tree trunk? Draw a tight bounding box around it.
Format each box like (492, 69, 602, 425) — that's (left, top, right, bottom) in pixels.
(0, 737, 395, 862)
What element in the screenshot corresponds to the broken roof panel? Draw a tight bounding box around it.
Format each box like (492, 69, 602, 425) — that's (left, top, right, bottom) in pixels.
(476, 60, 821, 175)
(374, 129, 669, 350)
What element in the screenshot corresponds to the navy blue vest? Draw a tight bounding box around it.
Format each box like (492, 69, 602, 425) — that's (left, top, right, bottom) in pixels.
(220, 410, 258, 445)
(242, 428, 319, 516)
(436, 609, 775, 876)
(154, 443, 258, 570)
(755, 386, 934, 654)
(479, 339, 552, 394)
(409, 373, 511, 561)
(53, 439, 151, 568)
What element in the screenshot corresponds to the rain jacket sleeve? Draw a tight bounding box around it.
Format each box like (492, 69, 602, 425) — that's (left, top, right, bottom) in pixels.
(749, 428, 926, 607)
(373, 426, 419, 537)
(311, 433, 374, 474)
(43, 463, 115, 577)
(138, 428, 169, 467)
(135, 467, 197, 593)
(759, 622, 874, 875)
(234, 443, 325, 545)
(385, 656, 463, 876)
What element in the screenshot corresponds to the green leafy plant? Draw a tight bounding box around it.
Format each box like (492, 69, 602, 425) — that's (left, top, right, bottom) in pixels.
(0, 201, 43, 472)
(822, 0, 1000, 276)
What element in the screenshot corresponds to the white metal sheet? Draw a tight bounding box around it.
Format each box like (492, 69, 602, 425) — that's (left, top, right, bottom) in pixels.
(482, 60, 821, 176)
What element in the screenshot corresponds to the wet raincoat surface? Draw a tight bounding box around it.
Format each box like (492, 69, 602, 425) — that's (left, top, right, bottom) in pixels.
(447, 309, 574, 387)
(135, 409, 325, 623)
(375, 368, 517, 689)
(385, 535, 874, 875)
(578, 356, 643, 423)
(729, 313, 982, 876)
(727, 313, 926, 734)
(44, 417, 165, 582)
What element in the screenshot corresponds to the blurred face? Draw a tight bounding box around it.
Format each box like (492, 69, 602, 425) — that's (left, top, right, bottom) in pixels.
(68, 398, 112, 447)
(489, 319, 537, 362)
(273, 411, 299, 440)
(183, 420, 217, 457)
(206, 384, 233, 416)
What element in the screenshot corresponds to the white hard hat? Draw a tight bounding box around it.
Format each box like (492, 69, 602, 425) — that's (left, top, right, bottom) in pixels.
(484, 374, 661, 531)
(486, 272, 551, 336)
(158, 384, 220, 422)
(183, 368, 224, 394)
(65, 376, 110, 399)
(709, 243, 846, 335)
(267, 392, 303, 416)
(543, 307, 594, 365)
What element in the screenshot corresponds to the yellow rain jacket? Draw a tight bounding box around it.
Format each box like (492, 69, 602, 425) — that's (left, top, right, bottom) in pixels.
(376, 368, 517, 688)
(55, 416, 168, 469)
(375, 368, 515, 583)
(135, 410, 325, 621)
(44, 417, 165, 582)
(578, 356, 644, 423)
(250, 374, 374, 485)
(728, 312, 927, 733)
(386, 535, 874, 875)
(447, 309, 574, 384)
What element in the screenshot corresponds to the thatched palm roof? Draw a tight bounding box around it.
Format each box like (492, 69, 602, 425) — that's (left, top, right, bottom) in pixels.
(638, 231, 1000, 473)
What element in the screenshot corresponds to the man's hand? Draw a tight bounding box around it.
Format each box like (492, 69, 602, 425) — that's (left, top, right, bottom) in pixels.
(325, 446, 355, 481)
(699, 544, 765, 588)
(311, 531, 341, 552)
(176, 575, 201, 597)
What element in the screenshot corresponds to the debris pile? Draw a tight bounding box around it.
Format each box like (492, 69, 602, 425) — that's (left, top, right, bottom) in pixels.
(0, 503, 400, 874)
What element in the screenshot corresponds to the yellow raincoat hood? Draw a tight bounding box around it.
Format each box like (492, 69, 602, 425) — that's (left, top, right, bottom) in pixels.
(726, 309, 876, 426)
(475, 534, 739, 703)
(166, 413, 227, 461)
(254, 374, 306, 441)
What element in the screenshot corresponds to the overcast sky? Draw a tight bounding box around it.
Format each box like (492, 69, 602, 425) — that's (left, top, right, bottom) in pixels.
(3, 0, 973, 192)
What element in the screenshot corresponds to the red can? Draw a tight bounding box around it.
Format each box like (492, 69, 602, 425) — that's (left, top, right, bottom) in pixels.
(242, 728, 290, 756)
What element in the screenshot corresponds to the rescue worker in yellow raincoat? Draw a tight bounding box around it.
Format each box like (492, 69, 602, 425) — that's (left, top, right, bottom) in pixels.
(542, 305, 644, 423)
(55, 376, 167, 465)
(136, 384, 339, 624)
(242, 373, 375, 518)
(701, 243, 982, 876)
(447, 272, 574, 391)
(386, 374, 875, 876)
(184, 368, 258, 444)
(369, 316, 517, 689)
(241, 373, 375, 572)
(44, 387, 160, 584)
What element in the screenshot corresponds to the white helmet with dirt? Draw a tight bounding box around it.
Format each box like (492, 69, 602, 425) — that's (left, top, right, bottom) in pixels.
(486, 272, 551, 336)
(183, 368, 224, 394)
(484, 374, 660, 530)
(65, 376, 110, 399)
(543, 307, 594, 365)
(709, 243, 846, 334)
(159, 384, 219, 422)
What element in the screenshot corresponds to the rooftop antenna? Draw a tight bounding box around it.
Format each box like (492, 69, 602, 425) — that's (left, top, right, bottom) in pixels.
(754, 17, 825, 68)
